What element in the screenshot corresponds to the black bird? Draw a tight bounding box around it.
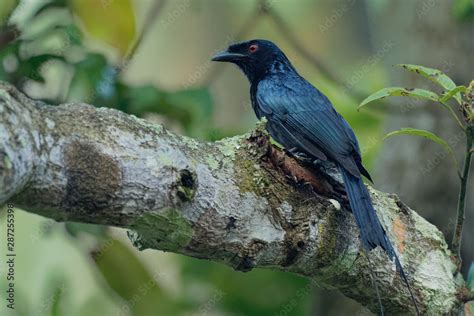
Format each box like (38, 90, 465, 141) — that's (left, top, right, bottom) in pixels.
(212, 39, 419, 314)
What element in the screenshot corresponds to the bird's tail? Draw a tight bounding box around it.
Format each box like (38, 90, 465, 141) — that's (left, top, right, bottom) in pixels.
(339, 165, 420, 315)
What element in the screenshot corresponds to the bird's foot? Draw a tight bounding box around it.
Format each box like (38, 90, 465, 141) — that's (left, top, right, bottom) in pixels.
(312, 159, 333, 174)
(285, 147, 313, 163)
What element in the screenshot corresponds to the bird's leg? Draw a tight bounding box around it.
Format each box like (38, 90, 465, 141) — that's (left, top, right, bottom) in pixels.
(284, 146, 299, 157)
(279, 147, 348, 206)
(312, 158, 333, 174)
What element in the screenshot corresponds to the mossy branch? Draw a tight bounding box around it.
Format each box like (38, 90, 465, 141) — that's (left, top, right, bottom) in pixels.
(0, 82, 468, 314)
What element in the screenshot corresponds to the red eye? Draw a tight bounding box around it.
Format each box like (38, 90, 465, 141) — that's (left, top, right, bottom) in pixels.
(249, 44, 258, 53)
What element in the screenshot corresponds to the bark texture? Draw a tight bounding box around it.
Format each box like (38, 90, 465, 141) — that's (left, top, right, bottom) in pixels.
(0, 82, 469, 314)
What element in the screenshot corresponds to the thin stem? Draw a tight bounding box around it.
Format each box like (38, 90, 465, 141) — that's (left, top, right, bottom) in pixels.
(117, 0, 168, 74)
(440, 101, 466, 130)
(451, 125, 473, 265)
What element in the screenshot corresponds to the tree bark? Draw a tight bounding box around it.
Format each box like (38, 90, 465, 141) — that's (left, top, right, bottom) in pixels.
(0, 82, 469, 314)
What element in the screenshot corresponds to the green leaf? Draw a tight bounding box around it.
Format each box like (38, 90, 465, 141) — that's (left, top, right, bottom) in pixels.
(67, 53, 108, 102)
(359, 87, 439, 109)
(453, 0, 474, 21)
(70, 0, 136, 56)
(440, 85, 466, 103)
(64, 24, 83, 45)
(398, 64, 462, 103)
(0, 41, 20, 81)
(384, 128, 458, 169)
(17, 54, 65, 83)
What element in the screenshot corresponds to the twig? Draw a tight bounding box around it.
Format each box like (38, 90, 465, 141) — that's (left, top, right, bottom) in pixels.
(451, 125, 473, 266)
(440, 100, 466, 131)
(117, 0, 168, 74)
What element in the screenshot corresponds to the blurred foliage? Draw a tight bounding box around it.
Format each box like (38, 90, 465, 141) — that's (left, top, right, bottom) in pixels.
(92, 237, 182, 315)
(453, 0, 474, 21)
(0, 0, 215, 139)
(70, 0, 136, 56)
(179, 256, 312, 315)
(0, 0, 17, 26)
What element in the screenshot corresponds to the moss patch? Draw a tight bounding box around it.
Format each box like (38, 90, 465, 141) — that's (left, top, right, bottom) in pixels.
(129, 208, 193, 252)
(176, 169, 197, 202)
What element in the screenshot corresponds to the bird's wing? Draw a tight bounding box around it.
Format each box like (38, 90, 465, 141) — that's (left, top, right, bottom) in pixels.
(257, 79, 361, 177)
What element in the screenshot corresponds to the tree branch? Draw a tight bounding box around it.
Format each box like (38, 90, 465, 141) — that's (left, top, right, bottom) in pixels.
(0, 82, 467, 314)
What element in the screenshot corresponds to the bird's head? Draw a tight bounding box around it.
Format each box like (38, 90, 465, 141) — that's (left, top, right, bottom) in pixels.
(211, 39, 295, 83)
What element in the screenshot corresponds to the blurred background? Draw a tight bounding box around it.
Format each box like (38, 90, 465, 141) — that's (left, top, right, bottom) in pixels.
(0, 0, 472, 315)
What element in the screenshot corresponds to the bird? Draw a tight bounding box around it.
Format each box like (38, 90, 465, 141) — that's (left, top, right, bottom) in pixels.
(212, 39, 419, 315)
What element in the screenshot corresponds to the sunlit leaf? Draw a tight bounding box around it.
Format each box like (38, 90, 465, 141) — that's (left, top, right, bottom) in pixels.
(398, 64, 462, 103)
(70, 0, 136, 56)
(358, 87, 439, 109)
(384, 128, 458, 169)
(440, 86, 466, 103)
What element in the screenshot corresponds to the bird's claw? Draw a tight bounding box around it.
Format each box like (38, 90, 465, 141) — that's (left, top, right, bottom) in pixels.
(285, 147, 313, 163)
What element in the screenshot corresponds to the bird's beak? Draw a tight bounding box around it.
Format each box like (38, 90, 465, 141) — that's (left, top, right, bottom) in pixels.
(211, 50, 247, 62)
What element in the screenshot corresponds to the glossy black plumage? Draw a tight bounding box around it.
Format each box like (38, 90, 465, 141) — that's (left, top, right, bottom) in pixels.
(212, 39, 419, 314)
(213, 39, 384, 248)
